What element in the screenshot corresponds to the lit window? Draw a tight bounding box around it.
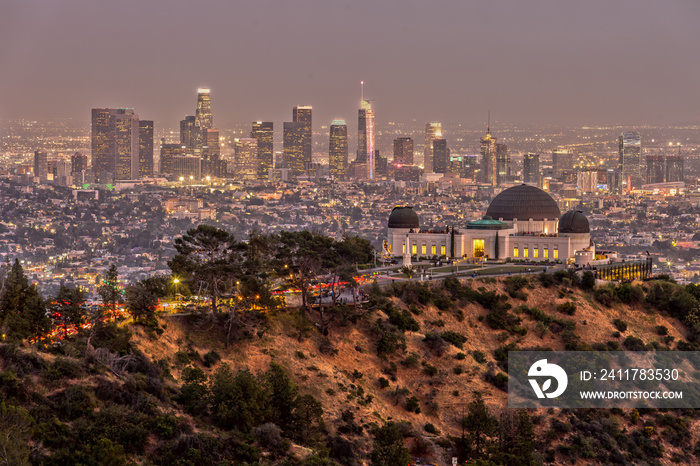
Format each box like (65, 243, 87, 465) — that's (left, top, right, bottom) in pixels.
(544, 248, 549, 259)
(513, 247, 519, 258)
(441, 245, 446, 256)
(431, 245, 436, 255)
(524, 248, 529, 258)
(421, 245, 427, 255)
(554, 248, 559, 260)
(412, 244, 417, 254)
(402, 243, 406, 254)
(534, 248, 539, 258)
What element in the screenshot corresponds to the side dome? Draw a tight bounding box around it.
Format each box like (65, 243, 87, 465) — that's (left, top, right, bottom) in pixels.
(558, 210, 590, 234)
(485, 184, 561, 221)
(388, 206, 419, 229)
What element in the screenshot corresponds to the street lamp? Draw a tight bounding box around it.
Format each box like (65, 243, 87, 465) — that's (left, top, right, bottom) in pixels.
(179, 176, 184, 184)
(173, 278, 180, 299)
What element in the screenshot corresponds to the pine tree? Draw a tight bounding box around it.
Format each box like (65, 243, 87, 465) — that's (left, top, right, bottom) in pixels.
(0, 259, 50, 342)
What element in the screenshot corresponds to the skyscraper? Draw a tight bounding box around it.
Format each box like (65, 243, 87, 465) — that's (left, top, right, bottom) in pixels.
(495, 143, 509, 185)
(424, 122, 442, 172)
(523, 153, 540, 186)
(358, 98, 375, 179)
(432, 139, 449, 174)
(159, 139, 185, 176)
(114, 110, 140, 180)
(646, 154, 664, 184)
(618, 131, 642, 190)
(92, 108, 147, 181)
(251, 122, 274, 179)
(34, 150, 48, 178)
(552, 147, 574, 178)
(180, 115, 200, 151)
(393, 137, 414, 166)
(138, 120, 154, 177)
(480, 127, 496, 186)
(283, 121, 305, 177)
(196, 88, 213, 130)
(329, 120, 348, 178)
(71, 153, 89, 174)
(666, 146, 684, 183)
(91, 108, 116, 180)
(293, 105, 312, 173)
(234, 138, 258, 180)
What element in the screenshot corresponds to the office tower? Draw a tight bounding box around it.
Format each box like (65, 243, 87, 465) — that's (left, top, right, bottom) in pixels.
(293, 105, 312, 173)
(114, 110, 139, 180)
(495, 143, 509, 185)
(523, 153, 540, 186)
(480, 126, 497, 185)
(91, 108, 116, 179)
(447, 155, 463, 175)
(251, 121, 274, 179)
(92, 108, 143, 181)
(393, 137, 414, 166)
(234, 138, 258, 180)
(552, 147, 574, 178)
(357, 98, 376, 179)
(71, 153, 89, 174)
(159, 139, 185, 176)
(424, 122, 442, 172)
(618, 131, 642, 190)
(666, 146, 684, 183)
(375, 151, 388, 177)
(433, 139, 449, 173)
(283, 121, 305, 176)
(180, 115, 200, 151)
(202, 128, 220, 159)
(138, 120, 154, 178)
(329, 120, 348, 178)
(196, 88, 213, 130)
(33, 150, 48, 178)
(646, 154, 664, 184)
(173, 155, 202, 180)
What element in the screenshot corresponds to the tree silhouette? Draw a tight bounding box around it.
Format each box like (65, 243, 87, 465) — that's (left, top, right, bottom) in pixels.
(0, 259, 50, 342)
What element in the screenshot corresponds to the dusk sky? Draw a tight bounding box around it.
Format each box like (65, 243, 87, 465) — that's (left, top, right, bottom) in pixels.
(1, 0, 699, 128)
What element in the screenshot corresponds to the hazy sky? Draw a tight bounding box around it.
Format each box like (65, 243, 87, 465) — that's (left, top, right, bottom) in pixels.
(1, 0, 699, 129)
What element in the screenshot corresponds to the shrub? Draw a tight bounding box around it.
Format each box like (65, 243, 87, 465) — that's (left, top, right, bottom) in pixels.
(581, 271, 596, 291)
(424, 423, 439, 435)
(388, 307, 420, 332)
(376, 331, 406, 355)
(422, 332, 448, 356)
(485, 371, 509, 391)
(455, 352, 466, 360)
(613, 319, 628, 332)
(203, 350, 221, 367)
(378, 377, 390, 389)
(453, 365, 464, 375)
(623, 336, 646, 351)
(557, 302, 577, 316)
(441, 331, 467, 349)
(594, 287, 615, 306)
(405, 396, 420, 413)
(401, 353, 420, 368)
(472, 350, 487, 364)
(422, 364, 438, 377)
(655, 325, 668, 336)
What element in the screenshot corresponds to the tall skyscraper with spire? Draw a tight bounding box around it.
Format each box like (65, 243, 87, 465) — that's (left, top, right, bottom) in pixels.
(424, 122, 442, 172)
(480, 114, 497, 186)
(357, 82, 376, 179)
(329, 120, 348, 178)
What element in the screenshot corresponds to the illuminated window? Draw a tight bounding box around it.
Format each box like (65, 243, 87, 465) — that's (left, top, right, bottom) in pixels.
(554, 248, 559, 260)
(473, 239, 485, 258)
(513, 247, 519, 258)
(524, 247, 529, 258)
(402, 243, 406, 254)
(412, 244, 417, 255)
(544, 248, 549, 259)
(441, 245, 446, 256)
(421, 245, 427, 255)
(431, 245, 436, 255)
(534, 248, 539, 258)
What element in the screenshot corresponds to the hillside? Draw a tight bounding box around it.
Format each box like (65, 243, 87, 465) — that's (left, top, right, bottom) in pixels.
(2, 272, 700, 465)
